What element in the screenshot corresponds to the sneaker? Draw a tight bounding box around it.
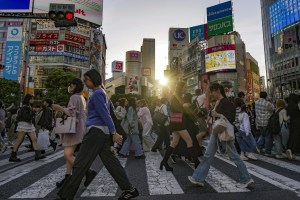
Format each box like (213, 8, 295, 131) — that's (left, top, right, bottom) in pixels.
(286, 149, 293, 160)
(0, 145, 7, 154)
(118, 187, 139, 200)
(275, 154, 284, 159)
(240, 153, 248, 161)
(188, 176, 204, 187)
(237, 179, 254, 188)
(246, 153, 258, 160)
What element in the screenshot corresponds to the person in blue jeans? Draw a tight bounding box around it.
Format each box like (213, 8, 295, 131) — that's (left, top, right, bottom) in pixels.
(188, 83, 254, 188)
(119, 97, 145, 159)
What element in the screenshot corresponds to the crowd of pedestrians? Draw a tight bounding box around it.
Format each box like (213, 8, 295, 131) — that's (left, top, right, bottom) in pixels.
(0, 73, 300, 198)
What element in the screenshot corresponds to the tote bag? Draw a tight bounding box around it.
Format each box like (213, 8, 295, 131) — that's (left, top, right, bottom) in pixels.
(218, 118, 235, 142)
(54, 116, 76, 134)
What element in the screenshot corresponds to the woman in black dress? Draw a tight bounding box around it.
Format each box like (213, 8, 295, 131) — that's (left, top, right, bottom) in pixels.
(160, 82, 200, 171)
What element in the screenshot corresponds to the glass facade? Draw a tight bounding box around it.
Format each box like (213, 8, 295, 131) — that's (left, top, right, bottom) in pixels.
(261, 0, 300, 98)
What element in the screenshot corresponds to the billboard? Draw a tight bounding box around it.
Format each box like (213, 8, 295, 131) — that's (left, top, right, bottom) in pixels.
(29, 45, 64, 52)
(208, 15, 233, 36)
(189, 25, 205, 41)
(0, 0, 33, 13)
(112, 61, 123, 72)
(206, 44, 235, 54)
(207, 1, 232, 22)
(269, 0, 300, 34)
(33, 0, 103, 26)
(205, 50, 236, 73)
(142, 68, 151, 76)
(169, 28, 189, 50)
(128, 76, 139, 93)
(3, 25, 23, 80)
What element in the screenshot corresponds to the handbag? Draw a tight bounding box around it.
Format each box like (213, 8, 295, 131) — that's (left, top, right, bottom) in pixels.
(54, 115, 76, 134)
(218, 118, 235, 142)
(213, 117, 227, 134)
(153, 106, 168, 125)
(170, 113, 183, 124)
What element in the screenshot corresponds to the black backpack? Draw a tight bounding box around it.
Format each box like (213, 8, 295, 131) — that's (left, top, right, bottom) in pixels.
(17, 105, 33, 124)
(267, 108, 283, 135)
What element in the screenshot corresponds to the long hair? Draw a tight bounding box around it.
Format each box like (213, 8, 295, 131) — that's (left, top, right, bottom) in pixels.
(23, 94, 34, 106)
(210, 83, 227, 99)
(84, 69, 105, 89)
(128, 97, 136, 110)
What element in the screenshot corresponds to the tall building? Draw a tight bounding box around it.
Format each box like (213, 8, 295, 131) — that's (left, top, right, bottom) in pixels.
(261, 0, 300, 99)
(141, 38, 155, 83)
(246, 52, 261, 101)
(206, 32, 247, 96)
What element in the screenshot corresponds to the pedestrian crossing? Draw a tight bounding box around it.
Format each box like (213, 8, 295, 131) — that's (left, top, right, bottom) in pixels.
(0, 144, 300, 199)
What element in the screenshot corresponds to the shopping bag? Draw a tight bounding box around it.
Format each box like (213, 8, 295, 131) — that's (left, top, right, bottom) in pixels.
(37, 129, 50, 150)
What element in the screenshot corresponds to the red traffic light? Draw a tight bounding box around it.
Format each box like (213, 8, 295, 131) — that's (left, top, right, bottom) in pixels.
(65, 12, 74, 20)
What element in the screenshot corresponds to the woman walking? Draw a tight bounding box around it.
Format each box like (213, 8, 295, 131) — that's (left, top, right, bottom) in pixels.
(160, 82, 200, 171)
(57, 69, 139, 200)
(9, 94, 45, 162)
(119, 97, 145, 159)
(188, 83, 253, 188)
(51, 78, 87, 187)
(138, 99, 155, 152)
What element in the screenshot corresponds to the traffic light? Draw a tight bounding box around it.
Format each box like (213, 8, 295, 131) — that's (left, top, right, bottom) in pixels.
(48, 4, 77, 27)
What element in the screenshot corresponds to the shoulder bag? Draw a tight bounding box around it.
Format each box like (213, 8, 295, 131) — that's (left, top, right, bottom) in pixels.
(153, 105, 168, 125)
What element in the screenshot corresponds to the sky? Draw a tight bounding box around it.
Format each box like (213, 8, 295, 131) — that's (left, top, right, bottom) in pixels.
(102, 0, 265, 81)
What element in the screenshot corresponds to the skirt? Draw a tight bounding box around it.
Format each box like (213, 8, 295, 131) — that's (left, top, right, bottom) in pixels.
(16, 122, 36, 133)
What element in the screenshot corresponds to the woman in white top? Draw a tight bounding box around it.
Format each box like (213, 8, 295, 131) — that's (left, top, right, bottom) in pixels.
(115, 98, 127, 121)
(137, 99, 155, 152)
(274, 100, 290, 159)
(151, 98, 170, 152)
(236, 104, 258, 160)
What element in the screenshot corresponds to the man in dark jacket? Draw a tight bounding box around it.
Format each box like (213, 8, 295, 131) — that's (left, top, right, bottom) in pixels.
(38, 99, 57, 152)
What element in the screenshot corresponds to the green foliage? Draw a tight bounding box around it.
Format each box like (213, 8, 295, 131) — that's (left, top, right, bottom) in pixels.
(0, 78, 20, 107)
(44, 69, 77, 105)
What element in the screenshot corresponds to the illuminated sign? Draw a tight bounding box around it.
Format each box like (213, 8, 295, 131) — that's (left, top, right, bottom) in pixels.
(205, 50, 236, 73)
(0, 0, 33, 13)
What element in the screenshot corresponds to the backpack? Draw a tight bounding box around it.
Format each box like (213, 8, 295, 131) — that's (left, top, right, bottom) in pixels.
(267, 108, 283, 135)
(192, 96, 208, 118)
(17, 105, 33, 124)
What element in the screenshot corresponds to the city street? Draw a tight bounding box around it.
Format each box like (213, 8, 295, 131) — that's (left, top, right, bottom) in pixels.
(0, 139, 299, 200)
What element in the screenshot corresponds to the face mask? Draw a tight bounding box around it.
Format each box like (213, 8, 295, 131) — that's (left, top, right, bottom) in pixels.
(68, 86, 73, 94)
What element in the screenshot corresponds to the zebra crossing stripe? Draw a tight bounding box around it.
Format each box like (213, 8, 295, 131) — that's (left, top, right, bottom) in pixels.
(0, 151, 64, 186)
(254, 154, 300, 173)
(9, 166, 65, 199)
(215, 155, 300, 197)
(185, 159, 250, 193)
(145, 152, 184, 195)
(81, 158, 127, 197)
(0, 146, 27, 157)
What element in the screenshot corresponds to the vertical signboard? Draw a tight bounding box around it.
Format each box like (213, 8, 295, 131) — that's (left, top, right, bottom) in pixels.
(169, 28, 189, 50)
(112, 61, 123, 72)
(207, 1, 233, 36)
(189, 25, 205, 41)
(3, 25, 23, 81)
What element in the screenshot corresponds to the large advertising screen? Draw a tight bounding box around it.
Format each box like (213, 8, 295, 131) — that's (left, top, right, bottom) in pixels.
(269, 0, 300, 34)
(207, 1, 232, 22)
(33, 0, 103, 26)
(205, 50, 236, 73)
(0, 0, 33, 13)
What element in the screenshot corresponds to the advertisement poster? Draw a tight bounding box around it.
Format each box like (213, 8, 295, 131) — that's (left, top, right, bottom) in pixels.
(3, 25, 23, 80)
(205, 50, 236, 73)
(128, 76, 139, 93)
(33, 0, 103, 26)
(90, 29, 104, 71)
(247, 71, 253, 102)
(218, 80, 235, 98)
(207, 1, 232, 22)
(0, 0, 33, 13)
(112, 61, 123, 72)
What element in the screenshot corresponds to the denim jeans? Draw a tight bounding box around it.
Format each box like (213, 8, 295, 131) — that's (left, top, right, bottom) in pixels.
(256, 126, 273, 154)
(192, 132, 251, 184)
(236, 130, 257, 153)
(273, 124, 290, 154)
(119, 133, 144, 156)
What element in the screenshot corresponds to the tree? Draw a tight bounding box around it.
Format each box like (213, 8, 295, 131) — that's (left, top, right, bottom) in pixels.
(0, 78, 20, 107)
(44, 69, 77, 105)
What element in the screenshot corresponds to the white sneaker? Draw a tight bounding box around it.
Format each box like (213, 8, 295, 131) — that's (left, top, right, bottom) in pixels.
(246, 153, 258, 160)
(237, 179, 254, 188)
(286, 149, 293, 160)
(188, 176, 204, 187)
(240, 152, 248, 161)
